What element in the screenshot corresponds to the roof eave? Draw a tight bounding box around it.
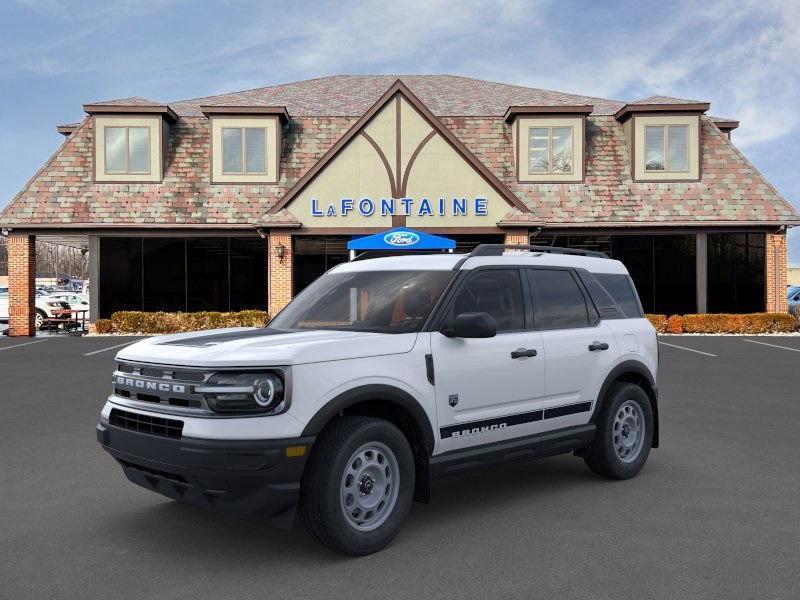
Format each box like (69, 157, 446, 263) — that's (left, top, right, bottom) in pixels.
(614, 102, 711, 122)
(713, 120, 740, 131)
(56, 124, 78, 136)
(83, 104, 179, 122)
(199, 105, 291, 123)
(503, 105, 594, 123)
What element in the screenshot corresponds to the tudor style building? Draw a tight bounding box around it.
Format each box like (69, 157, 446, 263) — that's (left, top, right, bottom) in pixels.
(1, 75, 797, 335)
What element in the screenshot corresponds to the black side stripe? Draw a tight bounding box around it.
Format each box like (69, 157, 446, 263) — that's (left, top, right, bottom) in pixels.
(440, 401, 592, 439)
(544, 401, 592, 419)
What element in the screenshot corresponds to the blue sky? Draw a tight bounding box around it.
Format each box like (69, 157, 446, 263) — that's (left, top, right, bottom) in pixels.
(1, 0, 798, 258)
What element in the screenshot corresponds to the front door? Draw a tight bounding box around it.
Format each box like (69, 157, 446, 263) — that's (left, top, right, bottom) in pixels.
(431, 268, 546, 452)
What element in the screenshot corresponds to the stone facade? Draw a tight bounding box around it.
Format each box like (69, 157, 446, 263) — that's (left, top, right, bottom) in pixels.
(7, 234, 36, 336)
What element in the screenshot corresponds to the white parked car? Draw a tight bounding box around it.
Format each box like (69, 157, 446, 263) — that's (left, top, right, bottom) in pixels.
(45, 292, 90, 320)
(0, 287, 7, 323)
(0, 287, 72, 328)
(97, 244, 659, 555)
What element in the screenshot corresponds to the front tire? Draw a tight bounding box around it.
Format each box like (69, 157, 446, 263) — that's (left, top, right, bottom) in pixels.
(584, 382, 653, 479)
(35, 309, 46, 330)
(299, 416, 415, 555)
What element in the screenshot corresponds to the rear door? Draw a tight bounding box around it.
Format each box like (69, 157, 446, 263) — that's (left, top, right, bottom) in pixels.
(528, 268, 620, 430)
(431, 267, 545, 452)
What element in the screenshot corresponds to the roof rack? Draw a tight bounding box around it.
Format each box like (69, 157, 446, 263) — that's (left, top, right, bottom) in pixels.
(468, 244, 609, 258)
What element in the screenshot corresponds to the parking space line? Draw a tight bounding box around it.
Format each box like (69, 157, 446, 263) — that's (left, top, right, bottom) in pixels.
(742, 338, 800, 353)
(84, 341, 137, 356)
(0, 339, 49, 352)
(658, 341, 717, 357)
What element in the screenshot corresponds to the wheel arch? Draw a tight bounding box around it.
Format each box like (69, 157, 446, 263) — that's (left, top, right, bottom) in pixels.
(592, 360, 660, 448)
(301, 384, 436, 502)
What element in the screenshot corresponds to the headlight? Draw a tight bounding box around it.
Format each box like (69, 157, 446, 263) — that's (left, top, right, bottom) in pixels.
(196, 372, 286, 414)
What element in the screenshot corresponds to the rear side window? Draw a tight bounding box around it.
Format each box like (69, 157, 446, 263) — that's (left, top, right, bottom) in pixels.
(577, 271, 624, 320)
(595, 273, 643, 318)
(529, 269, 590, 329)
(450, 269, 525, 332)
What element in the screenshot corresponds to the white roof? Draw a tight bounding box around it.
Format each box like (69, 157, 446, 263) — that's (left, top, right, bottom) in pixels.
(331, 251, 629, 275)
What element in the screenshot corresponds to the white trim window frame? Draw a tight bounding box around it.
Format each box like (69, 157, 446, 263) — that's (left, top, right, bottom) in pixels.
(527, 126, 574, 175)
(104, 126, 151, 175)
(644, 124, 689, 172)
(221, 126, 268, 175)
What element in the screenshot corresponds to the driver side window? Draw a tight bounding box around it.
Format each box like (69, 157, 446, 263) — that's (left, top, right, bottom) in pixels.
(450, 269, 525, 332)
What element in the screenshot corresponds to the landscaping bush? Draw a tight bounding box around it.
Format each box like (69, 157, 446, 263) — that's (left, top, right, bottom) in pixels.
(645, 314, 667, 333)
(665, 315, 683, 334)
(94, 319, 113, 334)
(679, 313, 797, 334)
(111, 310, 269, 334)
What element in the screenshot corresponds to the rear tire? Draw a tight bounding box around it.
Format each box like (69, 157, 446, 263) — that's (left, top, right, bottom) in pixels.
(299, 415, 415, 555)
(584, 382, 653, 479)
(35, 309, 46, 330)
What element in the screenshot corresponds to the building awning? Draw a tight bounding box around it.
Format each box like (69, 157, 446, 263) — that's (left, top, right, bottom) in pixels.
(347, 227, 456, 251)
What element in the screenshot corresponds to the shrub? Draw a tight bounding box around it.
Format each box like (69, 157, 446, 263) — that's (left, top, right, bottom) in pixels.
(645, 314, 667, 333)
(680, 313, 797, 334)
(665, 315, 683, 334)
(111, 310, 269, 334)
(94, 319, 113, 334)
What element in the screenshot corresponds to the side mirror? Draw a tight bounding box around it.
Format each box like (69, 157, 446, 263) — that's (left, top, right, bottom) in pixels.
(444, 312, 497, 338)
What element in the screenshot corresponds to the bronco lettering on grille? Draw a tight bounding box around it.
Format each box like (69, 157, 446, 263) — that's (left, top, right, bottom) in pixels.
(114, 375, 186, 394)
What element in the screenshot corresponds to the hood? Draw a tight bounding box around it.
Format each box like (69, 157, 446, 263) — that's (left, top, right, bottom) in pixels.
(116, 327, 418, 368)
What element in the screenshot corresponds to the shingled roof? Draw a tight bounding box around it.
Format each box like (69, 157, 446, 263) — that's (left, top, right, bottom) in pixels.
(168, 74, 626, 117)
(1, 75, 796, 229)
(86, 96, 165, 107)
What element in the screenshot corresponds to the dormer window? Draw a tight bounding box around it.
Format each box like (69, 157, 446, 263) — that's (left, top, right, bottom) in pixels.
(528, 126, 574, 174)
(505, 106, 591, 184)
(222, 127, 268, 174)
(201, 106, 289, 184)
(615, 99, 707, 182)
(644, 124, 688, 172)
(84, 101, 175, 183)
(92, 116, 165, 182)
(105, 126, 151, 174)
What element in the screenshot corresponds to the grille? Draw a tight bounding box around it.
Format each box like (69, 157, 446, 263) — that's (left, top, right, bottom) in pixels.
(113, 361, 211, 414)
(109, 408, 184, 439)
(117, 362, 205, 382)
(118, 459, 187, 483)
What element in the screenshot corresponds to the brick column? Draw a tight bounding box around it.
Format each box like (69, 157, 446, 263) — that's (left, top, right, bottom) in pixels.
(8, 234, 36, 336)
(503, 229, 529, 246)
(765, 232, 788, 312)
(268, 231, 293, 317)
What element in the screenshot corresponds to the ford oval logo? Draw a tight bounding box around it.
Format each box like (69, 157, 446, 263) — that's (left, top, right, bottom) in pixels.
(383, 231, 420, 247)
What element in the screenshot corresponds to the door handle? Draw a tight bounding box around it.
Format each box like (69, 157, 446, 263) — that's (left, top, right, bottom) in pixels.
(588, 342, 610, 351)
(511, 348, 538, 359)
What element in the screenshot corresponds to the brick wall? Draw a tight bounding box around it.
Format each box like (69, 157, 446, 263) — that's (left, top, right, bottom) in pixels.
(268, 232, 294, 317)
(503, 229, 529, 246)
(765, 233, 788, 313)
(8, 234, 36, 336)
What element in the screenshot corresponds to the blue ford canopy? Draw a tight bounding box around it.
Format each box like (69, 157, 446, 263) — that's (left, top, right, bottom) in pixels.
(347, 227, 456, 251)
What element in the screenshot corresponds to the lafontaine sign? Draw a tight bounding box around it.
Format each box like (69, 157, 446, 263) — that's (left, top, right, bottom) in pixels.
(310, 196, 489, 218)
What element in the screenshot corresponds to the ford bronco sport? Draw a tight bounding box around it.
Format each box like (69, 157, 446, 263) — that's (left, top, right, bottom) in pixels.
(97, 244, 659, 555)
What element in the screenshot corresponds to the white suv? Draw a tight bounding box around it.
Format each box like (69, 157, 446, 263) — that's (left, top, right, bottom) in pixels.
(97, 244, 659, 555)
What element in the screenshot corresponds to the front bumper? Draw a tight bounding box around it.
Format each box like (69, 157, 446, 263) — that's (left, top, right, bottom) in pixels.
(97, 423, 315, 528)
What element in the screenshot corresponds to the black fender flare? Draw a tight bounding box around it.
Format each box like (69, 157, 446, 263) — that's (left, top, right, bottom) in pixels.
(591, 360, 660, 448)
(301, 384, 436, 454)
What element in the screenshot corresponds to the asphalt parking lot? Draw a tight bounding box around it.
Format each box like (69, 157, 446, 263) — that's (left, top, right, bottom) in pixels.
(2, 335, 799, 600)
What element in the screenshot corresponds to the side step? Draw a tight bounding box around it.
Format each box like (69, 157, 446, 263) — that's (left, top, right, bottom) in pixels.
(429, 424, 595, 478)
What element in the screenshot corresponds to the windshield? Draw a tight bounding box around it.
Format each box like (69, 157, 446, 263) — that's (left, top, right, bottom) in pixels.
(270, 270, 453, 333)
